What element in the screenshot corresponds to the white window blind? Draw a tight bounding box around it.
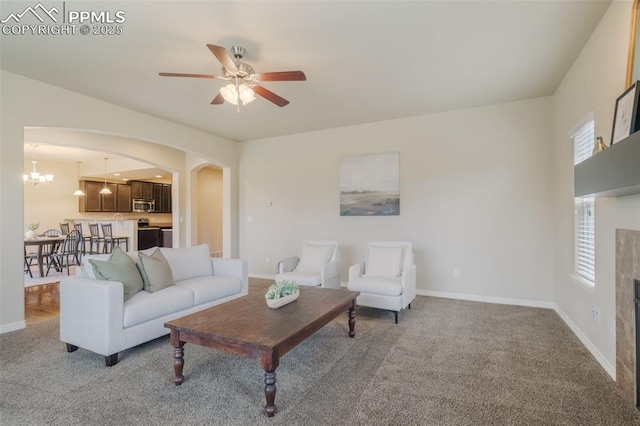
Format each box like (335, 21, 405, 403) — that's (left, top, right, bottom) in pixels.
(572, 119, 595, 284)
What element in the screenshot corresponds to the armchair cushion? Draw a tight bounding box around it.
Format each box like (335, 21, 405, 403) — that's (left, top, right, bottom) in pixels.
(137, 249, 175, 293)
(160, 244, 212, 282)
(88, 246, 143, 302)
(348, 276, 403, 296)
(365, 245, 402, 278)
(296, 243, 334, 273)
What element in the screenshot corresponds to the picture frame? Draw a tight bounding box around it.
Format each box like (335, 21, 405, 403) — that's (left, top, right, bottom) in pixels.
(626, 0, 640, 87)
(611, 81, 640, 145)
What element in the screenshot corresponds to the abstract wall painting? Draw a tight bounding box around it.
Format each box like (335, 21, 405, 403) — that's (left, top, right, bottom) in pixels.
(340, 152, 400, 216)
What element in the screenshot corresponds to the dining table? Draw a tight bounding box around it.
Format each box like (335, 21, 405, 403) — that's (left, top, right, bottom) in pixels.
(24, 235, 65, 277)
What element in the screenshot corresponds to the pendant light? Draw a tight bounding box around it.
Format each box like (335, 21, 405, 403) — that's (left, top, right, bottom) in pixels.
(72, 161, 85, 196)
(99, 158, 112, 195)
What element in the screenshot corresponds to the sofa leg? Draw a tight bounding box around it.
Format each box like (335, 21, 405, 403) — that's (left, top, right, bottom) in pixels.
(394, 311, 398, 324)
(105, 353, 118, 367)
(66, 343, 78, 353)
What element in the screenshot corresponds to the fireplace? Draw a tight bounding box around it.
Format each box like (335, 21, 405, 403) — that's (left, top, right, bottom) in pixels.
(616, 229, 640, 406)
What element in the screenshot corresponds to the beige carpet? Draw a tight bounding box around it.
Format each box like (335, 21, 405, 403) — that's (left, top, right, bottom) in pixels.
(2, 293, 639, 425)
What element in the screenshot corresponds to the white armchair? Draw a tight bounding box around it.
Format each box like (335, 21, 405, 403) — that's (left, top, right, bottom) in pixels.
(275, 240, 341, 288)
(347, 241, 416, 323)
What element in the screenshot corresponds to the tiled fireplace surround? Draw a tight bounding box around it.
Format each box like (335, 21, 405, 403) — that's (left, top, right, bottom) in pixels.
(616, 229, 640, 405)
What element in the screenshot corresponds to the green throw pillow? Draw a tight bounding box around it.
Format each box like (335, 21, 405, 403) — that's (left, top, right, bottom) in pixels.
(137, 249, 175, 293)
(89, 246, 143, 302)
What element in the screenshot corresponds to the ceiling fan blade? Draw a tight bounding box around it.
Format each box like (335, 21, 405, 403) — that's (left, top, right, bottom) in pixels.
(253, 85, 290, 107)
(255, 71, 307, 82)
(159, 72, 221, 79)
(206, 44, 238, 73)
(211, 93, 225, 105)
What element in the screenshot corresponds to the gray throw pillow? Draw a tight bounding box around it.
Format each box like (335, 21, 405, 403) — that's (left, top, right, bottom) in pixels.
(89, 246, 143, 302)
(137, 249, 175, 293)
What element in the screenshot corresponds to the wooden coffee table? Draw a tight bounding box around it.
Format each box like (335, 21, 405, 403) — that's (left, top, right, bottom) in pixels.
(164, 282, 360, 417)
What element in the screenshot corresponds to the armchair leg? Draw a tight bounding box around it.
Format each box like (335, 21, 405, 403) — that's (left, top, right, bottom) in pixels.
(66, 343, 78, 353)
(394, 311, 398, 324)
(105, 353, 118, 367)
(408, 303, 411, 309)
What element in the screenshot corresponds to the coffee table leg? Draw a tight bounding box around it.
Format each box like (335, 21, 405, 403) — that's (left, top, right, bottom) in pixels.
(264, 370, 277, 417)
(170, 330, 185, 386)
(348, 300, 356, 338)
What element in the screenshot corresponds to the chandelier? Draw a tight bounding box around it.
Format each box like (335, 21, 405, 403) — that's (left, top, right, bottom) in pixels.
(23, 145, 53, 185)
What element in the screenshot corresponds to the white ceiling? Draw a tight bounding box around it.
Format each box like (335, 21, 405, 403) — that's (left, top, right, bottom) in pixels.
(1, 0, 611, 142)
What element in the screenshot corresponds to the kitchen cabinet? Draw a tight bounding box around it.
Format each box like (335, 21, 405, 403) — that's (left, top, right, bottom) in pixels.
(79, 181, 133, 213)
(117, 184, 132, 212)
(131, 181, 153, 199)
(161, 184, 171, 213)
(138, 228, 160, 250)
(81, 181, 103, 212)
(153, 183, 163, 210)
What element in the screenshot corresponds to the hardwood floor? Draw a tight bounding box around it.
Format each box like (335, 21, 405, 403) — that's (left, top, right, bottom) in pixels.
(24, 278, 275, 326)
(25, 282, 60, 326)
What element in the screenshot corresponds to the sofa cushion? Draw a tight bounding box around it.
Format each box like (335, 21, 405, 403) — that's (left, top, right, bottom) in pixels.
(276, 271, 322, 287)
(123, 285, 194, 328)
(175, 275, 242, 305)
(88, 246, 144, 302)
(160, 244, 212, 282)
(347, 276, 403, 296)
(365, 246, 402, 278)
(137, 249, 175, 293)
(296, 243, 333, 273)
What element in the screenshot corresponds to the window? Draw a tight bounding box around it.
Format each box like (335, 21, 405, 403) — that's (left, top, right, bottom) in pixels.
(573, 119, 595, 284)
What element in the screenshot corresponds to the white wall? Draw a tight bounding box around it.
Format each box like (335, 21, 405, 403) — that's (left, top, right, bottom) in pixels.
(240, 97, 556, 303)
(0, 71, 240, 332)
(552, 0, 640, 375)
(197, 166, 223, 254)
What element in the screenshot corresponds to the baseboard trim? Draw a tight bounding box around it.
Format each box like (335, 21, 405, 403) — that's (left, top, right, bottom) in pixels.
(249, 273, 276, 280)
(0, 320, 26, 334)
(553, 304, 615, 379)
(417, 289, 555, 309)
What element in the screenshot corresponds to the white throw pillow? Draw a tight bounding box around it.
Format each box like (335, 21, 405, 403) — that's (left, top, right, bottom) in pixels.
(365, 246, 402, 278)
(159, 244, 212, 282)
(295, 243, 334, 273)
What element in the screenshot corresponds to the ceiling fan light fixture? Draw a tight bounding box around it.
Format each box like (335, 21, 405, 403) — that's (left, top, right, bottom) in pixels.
(239, 84, 256, 105)
(220, 82, 255, 106)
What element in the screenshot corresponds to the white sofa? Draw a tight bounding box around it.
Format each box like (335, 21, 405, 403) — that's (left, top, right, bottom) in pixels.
(60, 244, 248, 366)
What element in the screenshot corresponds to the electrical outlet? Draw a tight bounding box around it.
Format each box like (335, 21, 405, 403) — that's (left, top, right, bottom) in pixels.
(452, 269, 460, 279)
(592, 305, 601, 323)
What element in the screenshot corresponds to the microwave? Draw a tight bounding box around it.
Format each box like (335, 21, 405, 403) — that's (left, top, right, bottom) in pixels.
(133, 199, 155, 213)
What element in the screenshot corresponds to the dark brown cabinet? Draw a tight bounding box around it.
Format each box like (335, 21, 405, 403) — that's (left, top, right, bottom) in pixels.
(79, 181, 133, 213)
(131, 181, 153, 199)
(117, 184, 132, 212)
(161, 184, 171, 213)
(81, 181, 103, 212)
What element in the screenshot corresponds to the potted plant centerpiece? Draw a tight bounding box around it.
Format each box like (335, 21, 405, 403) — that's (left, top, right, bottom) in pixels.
(24, 223, 39, 239)
(265, 280, 300, 309)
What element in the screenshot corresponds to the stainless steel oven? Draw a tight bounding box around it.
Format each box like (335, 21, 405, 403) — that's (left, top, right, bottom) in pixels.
(132, 199, 155, 213)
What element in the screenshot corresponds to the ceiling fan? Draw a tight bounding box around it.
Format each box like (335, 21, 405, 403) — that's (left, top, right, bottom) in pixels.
(159, 44, 306, 109)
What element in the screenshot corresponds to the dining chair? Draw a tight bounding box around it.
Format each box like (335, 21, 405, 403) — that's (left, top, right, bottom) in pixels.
(59, 223, 70, 235)
(88, 223, 104, 254)
(101, 223, 128, 253)
(40, 229, 62, 237)
(24, 246, 35, 278)
(47, 230, 82, 276)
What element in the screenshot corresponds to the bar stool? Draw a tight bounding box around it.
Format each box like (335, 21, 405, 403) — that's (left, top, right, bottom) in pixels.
(88, 223, 104, 254)
(101, 223, 129, 253)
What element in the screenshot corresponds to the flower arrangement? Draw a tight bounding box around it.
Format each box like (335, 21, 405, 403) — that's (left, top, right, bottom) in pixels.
(265, 280, 299, 300)
(24, 223, 39, 231)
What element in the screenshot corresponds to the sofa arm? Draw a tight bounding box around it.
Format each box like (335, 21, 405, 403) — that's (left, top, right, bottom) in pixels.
(277, 256, 300, 274)
(59, 276, 124, 357)
(348, 262, 365, 282)
(211, 258, 249, 295)
(401, 264, 417, 308)
(320, 260, 341, 288)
